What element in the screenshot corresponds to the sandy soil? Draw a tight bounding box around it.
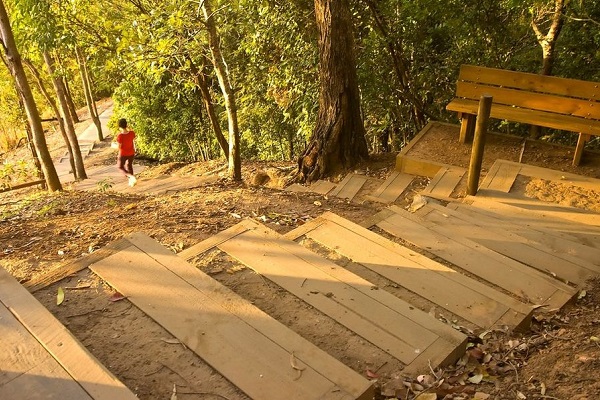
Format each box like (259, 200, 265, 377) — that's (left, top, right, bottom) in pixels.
(1, 119, 600, 400)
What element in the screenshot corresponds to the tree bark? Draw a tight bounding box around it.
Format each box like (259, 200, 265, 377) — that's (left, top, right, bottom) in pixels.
(0, 0, 62, 191)
(298, 0, 368, 182)
(23, 58, 77, 179)
(201, 0, 241, 181)
(529, 0, 567, 139)
(63, 77, 80, 123)
(188, 55, 229, 159)
(75, 47, 103, 140)
(44, 51, 87, 180)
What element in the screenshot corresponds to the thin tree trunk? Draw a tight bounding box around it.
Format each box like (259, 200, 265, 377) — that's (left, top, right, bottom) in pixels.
(298, 0, 368, 182)
(75, 47, 103, 141)
(0, 1, 61, 191)
(44, 51, 87, 180)
(530, 0, 567, 138)
(188, 55, 229, 158)
(201, 0, 241, 181)
(63, 77, 80, 123)
(23, 58, 77, 179)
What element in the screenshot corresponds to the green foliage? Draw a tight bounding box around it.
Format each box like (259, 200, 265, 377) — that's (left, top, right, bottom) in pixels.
(97, 178, 114, 193)
(0, 159, 36, 189)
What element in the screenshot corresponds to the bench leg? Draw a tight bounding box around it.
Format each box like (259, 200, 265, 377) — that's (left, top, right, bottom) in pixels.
(573, 133, 591, 167)
(459, 114, 476, 144)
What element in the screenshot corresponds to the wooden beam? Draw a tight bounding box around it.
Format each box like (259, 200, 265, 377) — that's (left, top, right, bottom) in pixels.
(573, 133, 591, 166)
(467, 95, 493, 195)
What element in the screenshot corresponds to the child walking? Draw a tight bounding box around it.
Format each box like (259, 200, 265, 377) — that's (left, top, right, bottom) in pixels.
(116, 118, 137, 187)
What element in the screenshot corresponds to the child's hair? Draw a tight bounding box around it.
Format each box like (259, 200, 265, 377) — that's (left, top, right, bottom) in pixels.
(118, 118, 128, 129)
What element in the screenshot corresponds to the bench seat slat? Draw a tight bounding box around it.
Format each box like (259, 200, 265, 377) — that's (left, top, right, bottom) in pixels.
(459, 65, 600, 100)
(455, 81, 600, 121)
(447, 98, 600, 136)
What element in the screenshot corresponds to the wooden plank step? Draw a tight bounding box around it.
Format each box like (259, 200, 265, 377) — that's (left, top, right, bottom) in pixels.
(466, 195, 600, 250)
(371, 206, 576, 310)
(446, 202, 600, 268)
(421, 167, 465, 198)
(365, 171, 414, 204)
(182, 221, 467, 375)
(0, 302, 93, 399)
(286, 212, 533, 331)
(480, 160, 521, 192)
(472, 190, 600, 229)
(329, 174, 368, 200)
(285, 183, 311, 193)
(415, 203, 600, 286)
(91, 233, 373, 400)
(310, 180, 337, 195)
(0, 267, 137, 400)
(498, 159, 600, 191)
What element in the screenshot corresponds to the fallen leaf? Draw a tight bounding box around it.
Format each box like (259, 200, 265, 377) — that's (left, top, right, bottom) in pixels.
(578, 290, 587, 300)
(468, 374, 483, 384)
(365, 369, 379, 379)
(57, 287, 65, 305)
(474, 392, 490, 400)
(517, 391, 527, 399)
(230, 212, 242, 219)
(171, 383, 177, 400)
(540, 382, 546, 395)
(314, 201, 322, 206)
(590, 336, 600, 342)
(161, 338, 182, 345)
(108, 292, 126, 302)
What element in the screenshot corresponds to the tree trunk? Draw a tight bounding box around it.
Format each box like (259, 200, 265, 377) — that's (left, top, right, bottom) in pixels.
(0, 0, 62, 191)
(530, 0, 567, 138)
(44, 51, 87, 180)
(24, 58, 77, 179)
(75, 47, 102, 140)
(201, 0, 241, 181)
(63, 77, 80, 123)
(298, 0, 368, 182)
(188, 55, 229, 158)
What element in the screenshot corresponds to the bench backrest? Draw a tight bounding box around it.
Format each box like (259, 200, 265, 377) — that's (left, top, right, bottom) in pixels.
(456, 65, 600, 121)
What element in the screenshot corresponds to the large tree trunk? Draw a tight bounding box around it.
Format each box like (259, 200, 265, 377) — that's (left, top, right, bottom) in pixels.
(75, 47, 103, 141)
(24, 58, 77, 179)
(298, 0, 368, 182)
(44, 51, 87, 180)
(530, 0, 567, 138)
(0, 0, 62, 191)
(201, 0, 241, 181)
(188, 55, 229, 159)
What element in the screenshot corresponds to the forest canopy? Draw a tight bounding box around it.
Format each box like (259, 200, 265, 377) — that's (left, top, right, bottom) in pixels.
(1, 0, 599, 164)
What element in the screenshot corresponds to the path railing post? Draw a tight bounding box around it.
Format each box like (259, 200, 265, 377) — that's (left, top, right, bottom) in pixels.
(467, 95, 493, 196)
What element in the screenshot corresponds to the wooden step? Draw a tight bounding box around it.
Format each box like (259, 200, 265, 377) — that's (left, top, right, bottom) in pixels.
(91, 233, 373, 400)
(369, 206, 576, 310)
(414, 203, 600, 286)
(181, 221, 467, 375)
(365, 171, 414, 204)
(446, 202, 600, 268)
(421, 166, 466, 198)
(0, 268, 137, 400)
(310, 180, 337, 195)
(285, 183, 311, 193)
(286, 212, 533, 332)
(329, 174, 368, 200)
(480, 160, 521, 192)
(466, 195, 600, 250)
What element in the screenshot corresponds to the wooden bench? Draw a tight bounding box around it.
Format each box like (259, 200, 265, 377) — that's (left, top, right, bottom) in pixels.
(446, 65, 600, 166)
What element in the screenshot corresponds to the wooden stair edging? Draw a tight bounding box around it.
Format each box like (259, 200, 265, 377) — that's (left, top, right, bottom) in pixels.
(364, 171, 414, 204)
(446, 202, 600, 267)
(310, 180, 338, 195)
(0, 267, 138, 400)
(369, 206, 576, 310)
(421, 166, 466, 198)
(328, 174, 368, 201)
(181, 220, 468, 375)
(91, 233, 373, 400)
(415, 203, 600, 286)
(480, 160, 521, 193)
(286, 212, 533, 332)
(284, 183, 311, 193)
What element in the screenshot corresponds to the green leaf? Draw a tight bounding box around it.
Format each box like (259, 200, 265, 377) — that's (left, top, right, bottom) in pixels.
(57, 287, 65, 305)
